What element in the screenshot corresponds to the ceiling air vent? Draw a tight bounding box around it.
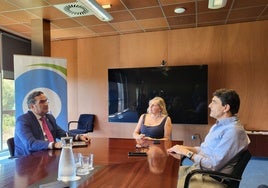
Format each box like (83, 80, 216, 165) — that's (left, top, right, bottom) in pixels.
(54, 2, 94, 17)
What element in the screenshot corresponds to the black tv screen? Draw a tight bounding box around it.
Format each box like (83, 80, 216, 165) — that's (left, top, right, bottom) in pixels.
(108, 65, 208, 124)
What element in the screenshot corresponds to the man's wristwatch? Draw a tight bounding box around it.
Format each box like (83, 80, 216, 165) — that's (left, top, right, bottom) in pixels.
(186, 151, 194, 159)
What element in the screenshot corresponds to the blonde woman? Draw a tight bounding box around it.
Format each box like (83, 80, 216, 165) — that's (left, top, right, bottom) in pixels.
(133, 97, 172, 140)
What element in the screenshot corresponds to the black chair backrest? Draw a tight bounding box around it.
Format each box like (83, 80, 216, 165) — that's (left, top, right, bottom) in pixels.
(230, 149, 251, 178)
(77, 114, 95, 132)
(7, 137, 15, 158)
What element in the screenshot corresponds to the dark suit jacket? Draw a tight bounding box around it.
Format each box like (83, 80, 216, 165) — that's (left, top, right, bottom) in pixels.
(14, 111, 75, 156)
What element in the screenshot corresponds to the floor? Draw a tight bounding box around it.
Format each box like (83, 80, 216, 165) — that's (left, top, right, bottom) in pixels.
(240, 157, 268, 188)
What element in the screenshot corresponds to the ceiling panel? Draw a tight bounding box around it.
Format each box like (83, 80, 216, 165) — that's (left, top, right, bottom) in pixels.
(130, 7, 164, 20)
(0, 0, 266, 41)
(138, 17, 168, 30)
(110, 11, 134, 22)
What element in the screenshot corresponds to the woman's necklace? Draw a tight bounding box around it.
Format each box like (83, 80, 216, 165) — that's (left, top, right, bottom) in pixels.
(146, 114, 162, 126)
(150, 114, 161, 120)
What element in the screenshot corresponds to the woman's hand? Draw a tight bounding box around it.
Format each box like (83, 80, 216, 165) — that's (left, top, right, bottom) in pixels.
(137, 134, 145, 139)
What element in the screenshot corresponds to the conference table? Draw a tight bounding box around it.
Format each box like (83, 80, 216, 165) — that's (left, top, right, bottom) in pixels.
(1, 138, 183, 188)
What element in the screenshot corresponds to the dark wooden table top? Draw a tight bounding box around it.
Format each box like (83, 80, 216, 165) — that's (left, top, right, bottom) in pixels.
(1, 138, 183, 188)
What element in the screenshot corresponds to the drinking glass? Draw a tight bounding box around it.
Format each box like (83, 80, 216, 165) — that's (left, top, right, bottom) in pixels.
(74, 153, 82, 168)
(76, 154, 94, 175)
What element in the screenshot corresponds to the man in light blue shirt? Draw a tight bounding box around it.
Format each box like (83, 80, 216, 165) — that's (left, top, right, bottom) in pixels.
(168, 88, 250, 188)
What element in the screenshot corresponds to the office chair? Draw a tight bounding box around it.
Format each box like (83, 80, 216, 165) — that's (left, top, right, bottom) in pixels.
(68, 114, 95, 134)
(7, 137, 15, 159)
(184, 149, 251, 188)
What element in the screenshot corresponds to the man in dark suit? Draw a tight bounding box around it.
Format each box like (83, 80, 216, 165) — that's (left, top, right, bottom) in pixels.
(14, 91, 90, 156)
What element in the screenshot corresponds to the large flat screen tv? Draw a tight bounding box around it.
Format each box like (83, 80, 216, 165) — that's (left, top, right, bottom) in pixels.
(108, 65, 208, 124)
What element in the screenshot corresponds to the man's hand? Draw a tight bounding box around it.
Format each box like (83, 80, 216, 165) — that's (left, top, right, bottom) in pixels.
(79, 134, 91, 142)
(54, 142, 62, 149)
(167, 145, 189, 156)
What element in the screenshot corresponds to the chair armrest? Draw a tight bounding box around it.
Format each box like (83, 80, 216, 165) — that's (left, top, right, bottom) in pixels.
(184, 169, 241, 188)
(68, 121, 78, 130)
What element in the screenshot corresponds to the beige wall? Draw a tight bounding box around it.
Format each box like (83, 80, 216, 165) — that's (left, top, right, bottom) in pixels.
(51, 20, 268, 146)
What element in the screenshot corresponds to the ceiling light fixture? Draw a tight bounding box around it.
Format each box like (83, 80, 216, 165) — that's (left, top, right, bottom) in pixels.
(208, 0, 227, 9)
(77, 0, 113, 21)
(102, 4, 112, 9)
(174, 7, 186, 14)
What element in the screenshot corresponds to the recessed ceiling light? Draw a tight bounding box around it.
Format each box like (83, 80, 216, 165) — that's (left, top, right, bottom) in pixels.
(174, 7, 186, 14)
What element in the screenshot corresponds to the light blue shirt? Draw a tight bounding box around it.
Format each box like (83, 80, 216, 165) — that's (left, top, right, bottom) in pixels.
(193, 116, 250, 172)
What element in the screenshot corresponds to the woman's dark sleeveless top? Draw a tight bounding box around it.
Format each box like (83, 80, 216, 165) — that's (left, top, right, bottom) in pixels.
(140, 114, 168, 139)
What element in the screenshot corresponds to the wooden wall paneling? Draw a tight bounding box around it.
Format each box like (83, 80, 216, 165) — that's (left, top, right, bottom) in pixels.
(221, 21, 268, 131)
(247, 134, 268, 157)
(120, 31, 169, 67)
(51, 39, 79, 122)
(220, 23, 253, 129)
(243, 21, 268, 131)
(76, 36, 120, 136)
(168, 26, 224, 65)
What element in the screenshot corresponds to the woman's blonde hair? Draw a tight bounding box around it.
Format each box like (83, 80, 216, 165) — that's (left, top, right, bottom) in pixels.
(147, 97, 168, 115)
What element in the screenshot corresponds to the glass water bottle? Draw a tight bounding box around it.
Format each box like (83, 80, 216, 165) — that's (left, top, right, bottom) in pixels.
(57, 137, 77, 181)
